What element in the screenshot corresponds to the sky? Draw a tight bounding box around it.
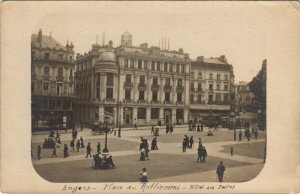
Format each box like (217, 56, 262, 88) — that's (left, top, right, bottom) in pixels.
(31, 1, 283, 82)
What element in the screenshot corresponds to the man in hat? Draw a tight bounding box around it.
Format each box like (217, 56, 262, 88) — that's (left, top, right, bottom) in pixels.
(216, 161, 226, 182)
(86, 142, 92, 158)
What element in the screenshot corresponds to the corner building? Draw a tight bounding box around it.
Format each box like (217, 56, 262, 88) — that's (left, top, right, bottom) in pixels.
(75, 32, 190, 126)
(31, 29, 75, 130)
(189, 56, 235, 123)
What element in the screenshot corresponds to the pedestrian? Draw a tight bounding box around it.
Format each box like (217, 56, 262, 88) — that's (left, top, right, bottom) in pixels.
(139, 168, 148, 182)
(76, 140, 80, 152)
(170, 125, 173, 133)
(37, 145, 42, 160)
(70, 138, 75, 151)
(182, 138, 187, 152)
(202, 147, 207, 162)
(245, 129, 251, 141)
(201, 122, 204, 132)
(140, 148, 146, 161)
(74, 130, 78, 139)
(63, 144, 69, 158)
(145, 145, 150, 160)
(151, 137, 159, 150)
(238, 130, 242, 141)
(197, 124, 200, 132)
(151, 126, 154, 135)
(197, 146, 202, 162)
(254, 129, 258, 140)
(198, 138, 203, 148)
(80, 137, 85, 148)
(52, 147, 57, 158)
(192, 123, 196, 131)
(86, 142, 92, 158)
(97, 142, 101, 154)
(134, 120, 138, 130)
(56, 130, 60, 139)
(189, 136, 194, 149)
(230, 147, 233, 156)
(166, 124, 169, 134)
(216, 161, 226, 182)
(233, 129, 237, 141)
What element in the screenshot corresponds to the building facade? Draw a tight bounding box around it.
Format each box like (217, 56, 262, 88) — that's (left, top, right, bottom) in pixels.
(31, 29, 75, 130)
(235, 81, 255, 113)
(75, 32, 190, 126)
(189, 56, 235, 123)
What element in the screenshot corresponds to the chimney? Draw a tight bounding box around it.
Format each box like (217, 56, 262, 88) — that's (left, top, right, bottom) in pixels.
(197, 56, 204, 62)
(37, 29, 42, 42)
(219, 55, 227, 63)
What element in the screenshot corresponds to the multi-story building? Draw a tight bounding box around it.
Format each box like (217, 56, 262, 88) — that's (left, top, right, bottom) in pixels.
(75, 32, 190, 126)
(31, 29, 75, 130)
(189, 55, 235, 123)
(235, 81, 255, 113)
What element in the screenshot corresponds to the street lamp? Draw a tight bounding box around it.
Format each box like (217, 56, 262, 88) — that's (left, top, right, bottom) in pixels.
(102, 116, 110, 153)
(229, 112, 236, 130)
(118, 101, 122, 138)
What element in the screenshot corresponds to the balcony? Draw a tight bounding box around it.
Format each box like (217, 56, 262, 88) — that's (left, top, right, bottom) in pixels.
(176, 101, 184, 105)
(191, 100, 206, 104)
(164, 85, 172, 92)
(151, 100, 161, 104)
(208, 101, 230, 105)
(138, 83, 147, 91)
(176, 86, 184, 93)
(164, 101, 172, 105)
(56, 76, 64, 82)
(124, 82, 133, 87)
(106, 82, 114, 86)
(32, 91, 75, 98)
(151, 84, 159, 91)
(123, 99, 134, 103)
(105, 98, 116, 103)
(138, 99, 147, 104)
(42, 75, 50, 81)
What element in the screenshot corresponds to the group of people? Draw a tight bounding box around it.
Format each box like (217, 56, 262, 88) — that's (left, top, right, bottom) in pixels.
(151, 126, 160, 136)
(165, 124, 174, 134)
(93, 153, 116, 169)
(233, 126, 259, 141)
(197, 144, 208, 163)
(139, 137, 150, 161)
(182, 135, 194, 152)
(188, 121, 204, 132)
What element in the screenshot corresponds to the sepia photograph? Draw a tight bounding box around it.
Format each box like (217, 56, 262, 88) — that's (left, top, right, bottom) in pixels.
(1, 1, 299, 193)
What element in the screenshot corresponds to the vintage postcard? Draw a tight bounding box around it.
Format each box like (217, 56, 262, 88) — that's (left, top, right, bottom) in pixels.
(0, 1, 299, 193)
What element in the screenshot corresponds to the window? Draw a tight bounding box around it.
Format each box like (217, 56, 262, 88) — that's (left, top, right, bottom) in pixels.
(169, 63, 173, 72)
(96, 88, 100, 98)
(199, 72, 202, 79)
(107, 73, 114, 84)
(177, 79, 183, 87)
(216, 94, 221, 102)
(198, 83, 202, 91)
(32, 66, 36, 74)
(95, 112, 99, 120)
(191, 82, 194, 90)
(126, 74, 131, 83)
(190, 94, 194, 102)
(140, 75, 145, 84)
(209, 94, 213, 102)
(176, 64, 180, 73)
(58, 54, 63, 60)
(177, 93, 182, 102)
(224, 94, 229, 102)
(153, 77, 158, 85)
(152, 91, 158, 101)
(139, 91, 145, 100)
(49, 100, 55, 110)
(124, 59, 128, 68)
(217, 74, 220, 80)
(225, 75, 228, 80)
(57, 83, 63, 95)
(209, 73, 213, 79)
(151, 61, 155, 70)
(70, 69, 73, 77)
(157, 62, 160, 71)
(58, 67, 63, 77)
(181, 64, 185, 73)
(106, 88, 113, 99)
(165, 78, 170, 86)
(144, 61, 148, 69)
(164, 63, 168, 72)
(151, 108, 159, 119)
(165, 92, 170, 101)
(137, 108, 146, 119)
(138, 60, 142, 69)
(43, 82, 49, 91)
(56, 100, 62, 108)
(130, 59, 134, 68)
(44, 66, 50, 76)
(125, 90, 131, 100)
(44, 53, 50, 60)
(198, 95, 202, 102)
(217, 84, 220, 90)
(209, 84, 213, 90)
(63, 100, 71, 109)
(224, 85, 228, 91)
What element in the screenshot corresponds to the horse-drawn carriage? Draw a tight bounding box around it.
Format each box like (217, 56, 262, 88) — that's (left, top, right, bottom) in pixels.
(85, 122, 114, 136)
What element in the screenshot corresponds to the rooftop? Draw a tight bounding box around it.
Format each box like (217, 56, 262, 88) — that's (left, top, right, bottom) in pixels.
(31, 34, 68, 51)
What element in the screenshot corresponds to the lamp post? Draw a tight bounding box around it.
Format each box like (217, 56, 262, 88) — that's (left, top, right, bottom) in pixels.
(229, 112, 236, 130)
(118, 101, 122, 138)
(102, 116, 110, 153)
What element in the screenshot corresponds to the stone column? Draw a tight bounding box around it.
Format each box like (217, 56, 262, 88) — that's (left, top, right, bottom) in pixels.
(172, 108, 176, 125)
(133, 73, 138, 102)
(159, 108, 164, 124)
(160, 77, 164, 103)
(184, 75, 190, 106)
(133, 107, 137, 121)
(184, 108, 189, 124)
(100, 72, 106, 101)
(172, 77, 177, 104)
(99, 106, 105, 122)
(147, 74, 151, 103)
(146, 107, 151, 124)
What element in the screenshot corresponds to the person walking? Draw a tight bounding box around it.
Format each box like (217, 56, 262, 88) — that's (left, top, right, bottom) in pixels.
(245, 129, 251, 141)
(198, 138, 203, 148)
(151, 126, 154, 135)
(197, 124, 200, 132)
(189, 136, 194, 149)
(139, 168, 148, 182)
(134, 119, 138, 130)
(37, 145, 42, 160)
(233, 129, 237, 141)
(182, 138, 187, 152)
(76, 140, 80, 152)
(70, 138, 75, 151)
(63, 144, 69, 158)
(202, 147, 207, 162)
(201, 122, 204, 132)
(80, 137, 85, 148)
(86, 142, 92, 158)
(170, 125, 173, 134)
(197, 146, 202, 162)
(254, 128, 259, 140)
(216, 161, 226, 182)
(97, 142, 101, 154)
(238, 130, 242, 141)
(52, 147, 57, 158)
(166, 124, 169, 134)
(151, 137, 158, 150)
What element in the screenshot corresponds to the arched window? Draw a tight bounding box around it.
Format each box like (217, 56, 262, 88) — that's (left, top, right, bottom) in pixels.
(58, 67, 63, 77)
(44, 66, 49, 76)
